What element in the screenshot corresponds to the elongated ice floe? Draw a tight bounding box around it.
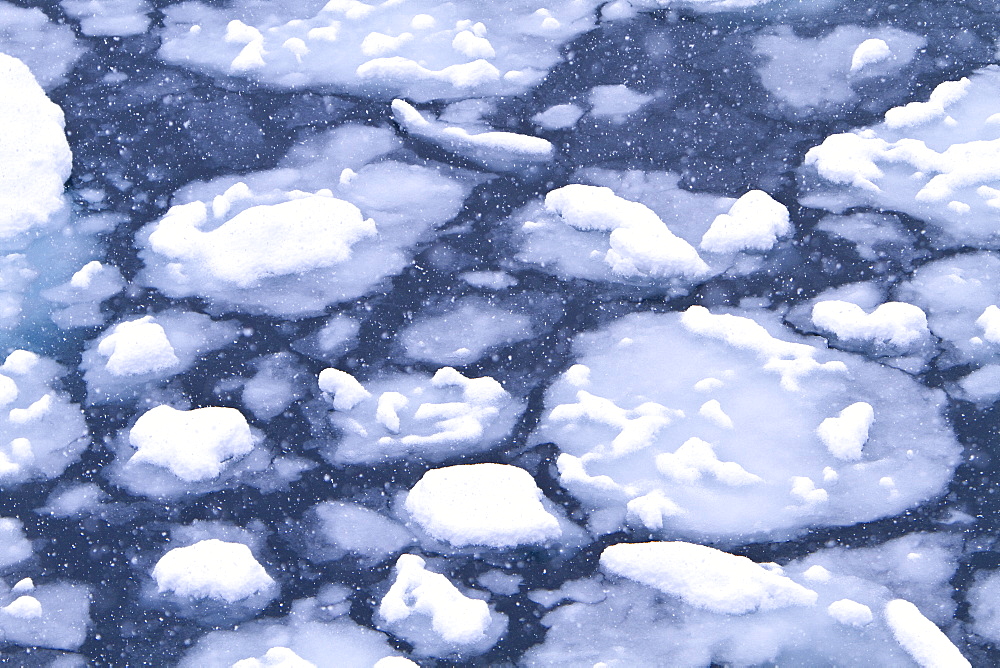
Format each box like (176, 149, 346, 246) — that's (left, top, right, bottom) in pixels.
(157, 0, 597, 101)
(533, 305, 960, 541)
(392, 99, 553, 171)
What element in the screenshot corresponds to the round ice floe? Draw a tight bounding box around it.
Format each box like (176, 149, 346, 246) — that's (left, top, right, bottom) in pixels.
(0, 351, 88, 487)
(128, 405, 255, 483)
(801, 65, 1000, 249)
(0, 53, 72, 243)
(405, 464, 561, 548)
(82, 310, 238, 403)
(158, 0, 596, 101)
(153, 539, 276, 604)
(532, 306, 960, 541)
(524, 532, 966, 666)
(969, 569, 1000, 644)
(42, 260, 125, 329)
(139, 125, 470, 317)
(601, 542, 818, 614)
(317, 367, 523, 464)
(377, 554, 506, 657)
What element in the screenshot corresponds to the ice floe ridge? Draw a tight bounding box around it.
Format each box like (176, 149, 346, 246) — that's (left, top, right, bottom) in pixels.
(1, 0, 999, 664)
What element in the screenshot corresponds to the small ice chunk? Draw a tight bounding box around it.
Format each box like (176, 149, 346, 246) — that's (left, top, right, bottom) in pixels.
(128, 405, 254, 482)
(828, 598, 874, 626)
(318, 368, 371, 410)
(378, 554, 494, 645)
(1, 595, 42, 619)
(816, 402, 875, 461)
(153, 539, 275, 603)
(698, 399, 734, 429)
(589, 85, 653, 119)
(803, 565, 832, 582)
(884, 599, 970, 667)
(700, 190, 791, 254)
(976, 305, 1000, 344)
(11, 578, 33, 593)
(532, 104, 584, 130)
(851, 38, 892, 72)
(96, 316, 181, 377)
(601, 542, 818, 614)
(405, 463, 561, 548)
(812, 301, 929, 349)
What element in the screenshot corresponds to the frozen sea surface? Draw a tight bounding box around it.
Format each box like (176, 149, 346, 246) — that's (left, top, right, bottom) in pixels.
(3, 0, 1000, 665)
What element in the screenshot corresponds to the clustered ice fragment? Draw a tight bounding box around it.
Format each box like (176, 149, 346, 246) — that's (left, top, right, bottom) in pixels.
(0, 0, 993, 663)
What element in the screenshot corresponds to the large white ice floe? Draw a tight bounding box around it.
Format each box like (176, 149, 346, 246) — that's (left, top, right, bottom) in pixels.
(316, 366, 523, 464)
(510, 169, 794, 291)
(532, 305, 961, 541)
(138, 124, 472, 317)
(81, 310, 238, 403)
(0, 351, 88, 487)
(404, 463, 562, 549)
(392, 99, 553, 172)
(801, 65, 1000, 249)
(377, 553, 506, 657)
(524, 533, 967, 666)
(0, 53, 72, 245)
(753, 25, 925, 117)
(783, 281, 934, 367)
(157, 0, 596, 101)
(0, 576, 91, 651)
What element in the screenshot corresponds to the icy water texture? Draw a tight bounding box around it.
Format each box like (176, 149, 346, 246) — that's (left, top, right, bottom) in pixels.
(6, 0, 1000, 666)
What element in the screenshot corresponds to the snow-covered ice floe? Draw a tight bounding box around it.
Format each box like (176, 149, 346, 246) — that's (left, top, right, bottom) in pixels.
(802, 65, 1000, 249)
(532, 305, 960, 541)
(157, 0, 598, 101)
